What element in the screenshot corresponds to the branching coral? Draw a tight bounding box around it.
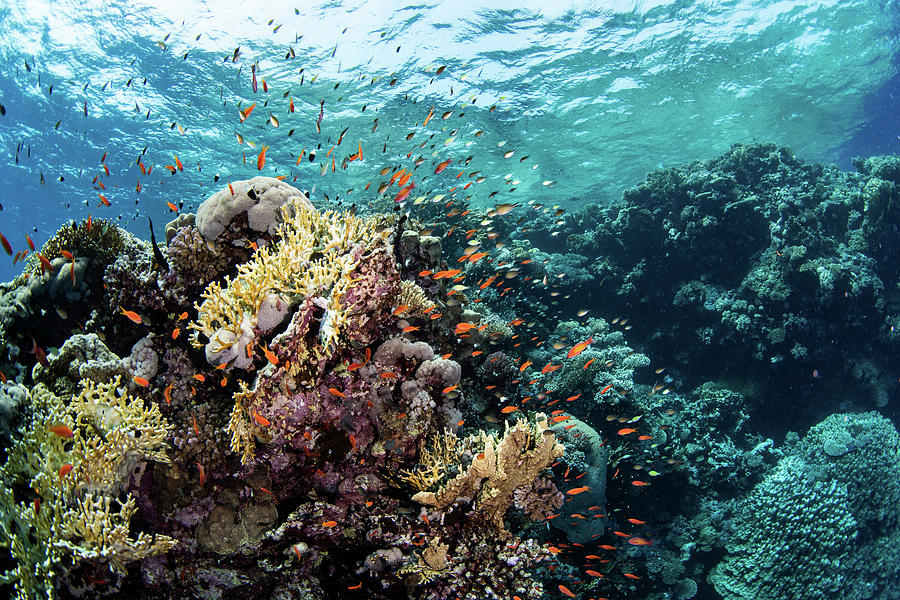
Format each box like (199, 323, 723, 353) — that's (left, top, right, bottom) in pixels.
(399, 429, 461, 492)
(189, 198, 390, 364)
(412, 413, 564, 532)
(0, 377, 176, 600)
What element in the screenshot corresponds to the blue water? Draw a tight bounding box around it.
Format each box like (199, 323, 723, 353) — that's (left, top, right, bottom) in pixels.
(1, 0, 898, 282)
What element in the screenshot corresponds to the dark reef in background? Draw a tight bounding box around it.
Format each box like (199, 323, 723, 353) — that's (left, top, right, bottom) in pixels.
(562, 142, 898, 425)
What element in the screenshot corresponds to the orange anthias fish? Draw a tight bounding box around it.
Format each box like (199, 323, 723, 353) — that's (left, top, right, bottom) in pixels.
(628, 537, 653, 546)
(434, 158, 452, 174)
(119, 307, 142, 324)
(454, 322, 477, 334)
(58, 464, 74, 479)
(558, 584, 576, 598)
(48, 424, 74, 438)
(328, 387, 346, 398)
(252, 411, 271, 427)
(500, 406, 519, 414)
(260, 342, 279, 365)
(240, 102, 256, 122)
(174, 154, 183, 171)
(617, 428, 637, 436)
(566, 486, 590, 495)
(257, 145, 269, 170)
(567, 336, 594, 358)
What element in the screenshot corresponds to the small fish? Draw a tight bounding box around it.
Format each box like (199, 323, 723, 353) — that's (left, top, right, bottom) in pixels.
(392, 305, 408, 316)
(567, 336, 594, 358)
(617, 428, 637, 436)
(434, 159, 452, 174)
(48, 424, 74, 438)
(164, 383, 173, 404)
(585, 569, 604, 578)
(328, 387, 346, 398)
(174, 154, 183, 171)
(558, 585, 576, 598)
(58, 464, 74, 479)
(257, 145, 268, 170)
(566, 486, 590, 495)
(260, 342, 279, 365)
(442, 384, 459, 394)
(500, 406, 519, 414)
(631, 480, 649, 487)
(627, 518, 647, 525)
(624, 573, 642, 580)
(133, 376, 150, 387)
(240, 102, 256, 122)
(321, 520, 338, 528)
(628, 537, 653, 546)
(252, 411, 271, 426)
(119, 307, 142, 324)
(401, 326, 420, 333)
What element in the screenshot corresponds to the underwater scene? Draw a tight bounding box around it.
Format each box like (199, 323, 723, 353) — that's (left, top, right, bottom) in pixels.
(1, 1, 899, 599)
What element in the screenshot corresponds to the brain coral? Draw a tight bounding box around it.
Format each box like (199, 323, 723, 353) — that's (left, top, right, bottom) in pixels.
(711, 411, 900, 600)
(195, 176, 313, 242)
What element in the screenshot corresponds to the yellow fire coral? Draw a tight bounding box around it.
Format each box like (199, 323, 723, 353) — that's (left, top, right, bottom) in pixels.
(399, 429, 461, 492)
(411, 413, 564, 531)
(0, 377, 176, 600)
(189, 199, 389, 357)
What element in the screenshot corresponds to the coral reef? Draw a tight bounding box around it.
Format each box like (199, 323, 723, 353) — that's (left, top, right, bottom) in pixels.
(563, 143, 899, 412)
(710, 412, 900, 600)
(0, 377, 176, 599)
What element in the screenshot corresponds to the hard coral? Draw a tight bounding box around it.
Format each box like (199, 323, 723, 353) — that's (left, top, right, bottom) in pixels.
(195, 176, 312, 243)
(412, 413, 564, 532)
(0, 377, 175, 600)
(190, 198, 389, 367)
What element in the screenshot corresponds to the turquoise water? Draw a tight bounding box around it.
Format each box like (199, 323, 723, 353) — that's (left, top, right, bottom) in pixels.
(1, 0, 897, 280)
(1, 2, 900, 600)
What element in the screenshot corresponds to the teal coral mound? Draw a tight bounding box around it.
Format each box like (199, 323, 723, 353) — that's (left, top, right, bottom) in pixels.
(711, 411, 900, 600)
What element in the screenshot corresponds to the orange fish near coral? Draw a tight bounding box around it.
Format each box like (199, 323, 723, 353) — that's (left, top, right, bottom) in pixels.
(558, 585, 576, 598)
(133, 376, 150, 387)
(119, 307, 142, 324)
(252, 411, 271, 427)
(58, 464, 74, 479)
(500, 406, 519, 414)
(628, 537, 653, 546)
(567, 336, 594, 358)
(47, 424, 74, 438)
(567, 486, 590, 495)
(328, 387, 346, 398)
(257, 145, 269, 170)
